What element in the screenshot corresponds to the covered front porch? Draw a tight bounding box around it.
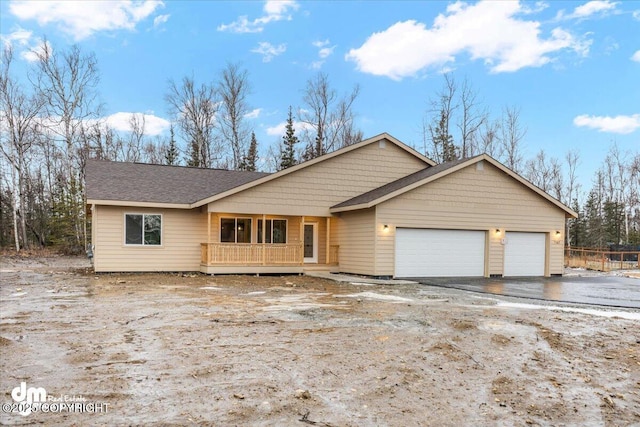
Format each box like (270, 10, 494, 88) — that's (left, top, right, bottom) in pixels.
(200, 213, 339, 274)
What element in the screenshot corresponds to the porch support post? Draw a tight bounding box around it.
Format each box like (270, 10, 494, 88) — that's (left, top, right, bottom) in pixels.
(262, 214, 266, 266)
(207, 211, 211, 265)
(326, 217, 330, 265)
(300, 216, 305, 266)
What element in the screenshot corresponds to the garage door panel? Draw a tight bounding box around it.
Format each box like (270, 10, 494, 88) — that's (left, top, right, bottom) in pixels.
(395, 229, 485, 277)
(504, 232, 545, 276)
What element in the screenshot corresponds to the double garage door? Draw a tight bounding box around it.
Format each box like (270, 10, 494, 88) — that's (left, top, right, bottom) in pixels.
(395, 229, 545, 277)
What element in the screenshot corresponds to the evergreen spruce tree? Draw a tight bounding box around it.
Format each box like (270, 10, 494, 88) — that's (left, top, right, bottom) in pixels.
(186, 138, 201, 167)
(437, 110, 458, 162)
(164, 125, 179, 166)
(567, 198, 585, 247)
(584, 190, 605, 248)
(239, 132, 258, 172)
(280, 106, 299, 170)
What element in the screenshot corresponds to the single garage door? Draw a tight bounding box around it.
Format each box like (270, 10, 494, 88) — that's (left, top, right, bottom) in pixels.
(395, 229, 486, 277)
(504, 232, 546, 276)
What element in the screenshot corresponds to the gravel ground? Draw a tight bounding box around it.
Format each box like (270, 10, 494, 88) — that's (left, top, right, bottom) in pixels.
(1, 255, 639, 426)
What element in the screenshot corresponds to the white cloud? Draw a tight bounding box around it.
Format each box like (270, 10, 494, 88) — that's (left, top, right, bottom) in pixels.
(9, 0, 164, 40)
(634, 10, 640, 21)
(313, 39, 335, 59)
(632, 50, 640, 62)
(1, 29, 51, 63)
(263, 0, 297, 16)
(346, 1, 590, 79)
(573, 114, 640, 134)
(153, 14, 170, 28)
(571, 0, 618, 18)
(251, 42, 286, 62)
(266, 119, 312, 136)
(1, 28, 32, 47)
(218, 0, 298, 33)
(310, 39, 335, 69)
(106, 112, 171, 136)
(244, 108, 262, 119)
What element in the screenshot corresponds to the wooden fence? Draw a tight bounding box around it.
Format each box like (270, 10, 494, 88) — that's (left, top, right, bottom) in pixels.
(565, 247, 640, 272)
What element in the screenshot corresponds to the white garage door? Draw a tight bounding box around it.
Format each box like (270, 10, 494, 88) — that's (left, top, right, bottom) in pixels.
(504, 232, 546, 276)
(395, 229, 486, 277)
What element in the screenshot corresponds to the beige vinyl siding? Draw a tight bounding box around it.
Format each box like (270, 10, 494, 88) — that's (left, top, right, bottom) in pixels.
(208, 140, 427, 217)
(335, 208, 376, 275)
(94, 205, 206, 272)
(375, 161, 566, 277)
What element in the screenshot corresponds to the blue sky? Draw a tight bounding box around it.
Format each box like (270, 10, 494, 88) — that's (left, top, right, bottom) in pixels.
(1, 0, 638, 186)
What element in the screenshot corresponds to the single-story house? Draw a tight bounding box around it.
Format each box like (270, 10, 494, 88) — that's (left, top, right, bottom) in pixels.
(86, 133, 577, 278)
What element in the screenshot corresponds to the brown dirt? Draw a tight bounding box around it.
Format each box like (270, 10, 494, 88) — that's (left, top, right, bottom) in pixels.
(1, 256, 639, 426)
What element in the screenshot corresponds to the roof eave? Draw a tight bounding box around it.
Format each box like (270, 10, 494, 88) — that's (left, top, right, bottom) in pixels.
(87, 199, 192, 209)
(330, 203, 372, 213)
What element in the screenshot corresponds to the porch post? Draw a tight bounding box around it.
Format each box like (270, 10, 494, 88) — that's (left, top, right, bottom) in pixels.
(262, 214, 266, 266)
(326, 217, 330, 265)
(207, 211, 211, 264)
(300, 216, 305, 265)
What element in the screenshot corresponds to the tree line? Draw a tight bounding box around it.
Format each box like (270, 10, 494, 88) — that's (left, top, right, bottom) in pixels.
(1, 41, 637, 254)
(0, 41, 360, 253)
(422, 74, 640, 248)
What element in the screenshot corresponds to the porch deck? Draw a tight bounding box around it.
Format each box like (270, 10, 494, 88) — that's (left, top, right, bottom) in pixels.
(200, 243, 339, 274)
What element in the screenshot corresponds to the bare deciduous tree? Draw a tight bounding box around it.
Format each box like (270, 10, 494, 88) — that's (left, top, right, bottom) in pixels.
(299, 72, 361, 160)
(33, 40, 101, 252)
(498, 106, 526, 173)
(424, 73, 458, 162)
(218, 63, 251, 170)
(457, 77, 487, 158)
(166, 76, 218, 168)
(0, 46, 45, 250)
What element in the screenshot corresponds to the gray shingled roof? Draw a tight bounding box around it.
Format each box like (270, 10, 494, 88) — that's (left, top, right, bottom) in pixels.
(86, 160, 270, 205)
(331, 156, 479, 209)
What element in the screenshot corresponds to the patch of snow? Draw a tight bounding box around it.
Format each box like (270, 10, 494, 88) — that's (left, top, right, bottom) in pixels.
(200, 286, 222, 290)
(496, 301, 640, 320)
(336, 292, 413, 303)
(350, 282, 376, 286)
(243, 291, 266, 296)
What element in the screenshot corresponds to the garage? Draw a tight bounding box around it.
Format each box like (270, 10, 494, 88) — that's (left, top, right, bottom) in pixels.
(504, 232, 546, 276)
(395, 228, 486, 277)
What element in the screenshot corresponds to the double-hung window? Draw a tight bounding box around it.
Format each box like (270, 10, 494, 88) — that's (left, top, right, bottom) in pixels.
(125, 214, 162, 245)
(220, 218, 252, 243)
(257, 219, 287, 244)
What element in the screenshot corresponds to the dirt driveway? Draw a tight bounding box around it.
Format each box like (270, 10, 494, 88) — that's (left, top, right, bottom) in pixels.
(1, 256, 639, 426)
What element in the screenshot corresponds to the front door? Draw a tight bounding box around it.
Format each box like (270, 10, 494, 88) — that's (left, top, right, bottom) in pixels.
(303, 223, 318, 263)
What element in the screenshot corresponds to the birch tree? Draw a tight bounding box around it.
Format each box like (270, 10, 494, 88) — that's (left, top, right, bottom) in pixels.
(166, 76, 218, 168)
(33, 41, 101, 252)
(218, 63, 251, 170)
(299, 72, 361, 159)
(0, 46, 45, 250)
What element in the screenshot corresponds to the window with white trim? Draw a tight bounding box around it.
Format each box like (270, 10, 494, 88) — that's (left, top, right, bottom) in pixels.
(220, 218, 252, 243)
(258, 219, 287, 244)
(125, 214, 162, 245)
